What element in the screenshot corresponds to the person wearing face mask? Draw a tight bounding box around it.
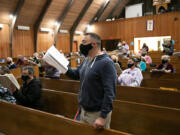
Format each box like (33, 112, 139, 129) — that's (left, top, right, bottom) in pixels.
(156, 55, 174, 73)
(118, 58, 143, 87)
(6, 57, 16, 69)
(66, 33, 116, 129)
(122, 41, 129, 57)
(11, 66, 42, 110)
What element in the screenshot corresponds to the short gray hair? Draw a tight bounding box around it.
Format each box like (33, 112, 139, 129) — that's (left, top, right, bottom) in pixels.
(84, 33, 101, 47)
(23, 66, 34, 75)
(161, 55, 170, 62)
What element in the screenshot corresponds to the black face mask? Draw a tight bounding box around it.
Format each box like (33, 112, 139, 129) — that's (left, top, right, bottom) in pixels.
(7, 62, 11, 64)
(79, 43, 93, 56)
(141, 54, 146, 57)
(21, 75, 30, 82)
(113, 60, 116, 63)
(162, 60, 168, 64)
(127, 63, 134, 68)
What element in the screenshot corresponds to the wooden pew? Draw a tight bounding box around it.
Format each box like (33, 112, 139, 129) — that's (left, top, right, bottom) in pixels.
(142, 72, 180, 80)
(42, 89, 180, 135)
(0, 100, 128, 135)
(10, 68, 21, 79)
(39, 78, 180, 109)
(141, 78, 180, 90)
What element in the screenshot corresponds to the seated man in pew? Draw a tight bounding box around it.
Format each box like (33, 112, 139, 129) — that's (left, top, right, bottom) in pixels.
(118, 58, 143, 87)
(10, 66, 42, 110)
(151, 55, 174, 73)
(66, 33, 117, 129)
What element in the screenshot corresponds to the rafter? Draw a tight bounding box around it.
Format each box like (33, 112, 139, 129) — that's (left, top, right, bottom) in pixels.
(54, 0, 74, 46)
(9, 0, 25, 57)
(69, 0, 94, 52)
(33, 0, 52, 52)
(106, 0, 123, 20)
(84, 0, 110, 33)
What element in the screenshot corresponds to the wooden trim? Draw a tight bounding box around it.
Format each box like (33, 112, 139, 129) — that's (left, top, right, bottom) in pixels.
(9, 0, 25, 57)
(34, 0, 52, 52)
(69, 0, 94, 52)
(54, 0, 74, 47)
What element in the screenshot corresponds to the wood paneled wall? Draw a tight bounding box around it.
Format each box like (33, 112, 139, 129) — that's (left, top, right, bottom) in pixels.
(37, 32, 54, 52)
(13, 27, 34, 57)
(56, 33, 70, 53)
(0, 24, 10, 58)
(92, 12, 180, 51)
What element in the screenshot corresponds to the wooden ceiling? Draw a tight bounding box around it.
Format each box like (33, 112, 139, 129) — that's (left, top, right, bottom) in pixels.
(99, 0, 119, 21)
(0, 0, 129, 32)
(0, 0, 18, 24)
(16, 0, 46, 26)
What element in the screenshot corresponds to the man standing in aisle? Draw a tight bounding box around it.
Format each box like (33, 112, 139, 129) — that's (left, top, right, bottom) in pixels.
(66, 33, 117, 129)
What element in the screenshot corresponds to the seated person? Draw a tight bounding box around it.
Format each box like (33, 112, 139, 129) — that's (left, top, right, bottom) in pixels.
(6, 57, 16, 69)
(118, 58, 143, 87)
(16, 55, 26, 66)
(0, 84, 16, 104)
(0, 66, 16, 104)
(122, 41, 130, 57)
(0, 66, 10, 75)
(142, 43, 149, 53)
(141, 52, 152, 64)
(28, 52, 40, 66)
(11, 66, 42, 110)
(152, 55, 174, 73)
(163, 42, 174, 56)
(137, 58, 147, 72)
(117, 41, 122, 50)
(111, 55, 122, 75)
(45, 63, 61, 79)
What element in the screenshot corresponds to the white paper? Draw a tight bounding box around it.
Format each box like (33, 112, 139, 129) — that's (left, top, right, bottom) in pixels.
(43, 46, 69, 74)
(0, 74, 20, 90)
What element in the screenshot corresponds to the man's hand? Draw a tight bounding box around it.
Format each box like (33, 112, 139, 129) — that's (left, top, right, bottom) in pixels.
(93, 117, 106, 129)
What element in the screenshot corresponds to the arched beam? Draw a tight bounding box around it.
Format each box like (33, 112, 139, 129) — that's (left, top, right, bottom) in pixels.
(106, 0, 123, 20)
(9, 0, 25, 57)
(34, 0, 52, 52)
(69, 0, 94, 52)
(84, 0, 110, 33)
(54, 0, 74, 46)
(114, 0, 131, 18)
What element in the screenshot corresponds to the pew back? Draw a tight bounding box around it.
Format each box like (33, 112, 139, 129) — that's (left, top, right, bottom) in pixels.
(41, 89, 180, 135)
(40, 78, 180, 109)
(0, 100, 128, 135)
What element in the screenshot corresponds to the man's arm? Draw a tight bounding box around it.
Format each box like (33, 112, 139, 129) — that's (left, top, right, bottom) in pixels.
(65, 59, 85, 80)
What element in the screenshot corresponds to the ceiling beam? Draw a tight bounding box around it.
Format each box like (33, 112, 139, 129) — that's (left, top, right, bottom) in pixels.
(33, 0, 52, 52)
(84, 0, 110, 33)
(106, 0, 123, 20)
(9, 0, 25, 57)
(69, 0, 94, 52)
(54, 0, 74, 46)
(115, 0, 131, 18)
